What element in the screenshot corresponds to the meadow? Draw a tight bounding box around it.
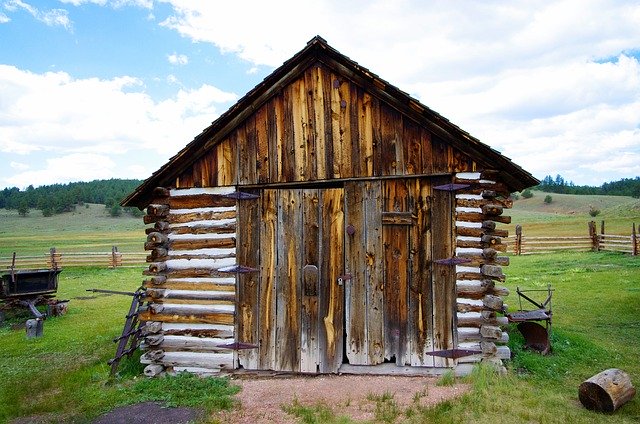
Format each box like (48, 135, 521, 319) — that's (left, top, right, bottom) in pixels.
(0, 193, 639, 423)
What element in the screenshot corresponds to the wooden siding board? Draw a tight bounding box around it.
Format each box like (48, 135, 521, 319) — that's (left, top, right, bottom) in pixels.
(421, 128, 434, 175)
(350, 84, 362, 177)
(291, 79, 307, 181)
(303, 70, 318, 181)
(239, 115, 257, 185)
(362, 92, 375, 177)
(409, 179, 435, 366)
(311, 66, 327, 180)
(345, 181, 368, 364)
(364, 181, 384, 364)
(321, 67, 334, 181)
(431, 175, 456, 367)
(236, 190, 260, 369)
(255, 103, 270, 184)
(319, 188, 344, 373)
(404, 119, 422, 175)
(300, 189, 320, 372)
(380, 105, 404, 176)
(382, 180, 410, 365)
(258, 189, 277, 369)
(275, 189, 302, 371)
(281, 86, 296, 182)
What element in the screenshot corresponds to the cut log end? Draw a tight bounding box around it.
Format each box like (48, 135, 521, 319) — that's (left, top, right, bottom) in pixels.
(579, 368, 636, 413)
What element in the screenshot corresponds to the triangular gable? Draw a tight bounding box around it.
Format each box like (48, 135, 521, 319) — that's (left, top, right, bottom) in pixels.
(123, 36, 537, 208)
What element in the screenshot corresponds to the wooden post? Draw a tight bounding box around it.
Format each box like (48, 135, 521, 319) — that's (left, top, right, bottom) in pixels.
(632, 223, 637, 256)
(515, 224, 522, 255)
(600, 220, 605, 252)
(588, 221, 599, 252)
(579, 368, 636, 412)
(49, 247, 59, 270)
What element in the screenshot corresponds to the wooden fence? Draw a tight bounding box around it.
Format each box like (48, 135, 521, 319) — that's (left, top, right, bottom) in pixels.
(509, 221, 639, 256)
(0, 247, 147, 270)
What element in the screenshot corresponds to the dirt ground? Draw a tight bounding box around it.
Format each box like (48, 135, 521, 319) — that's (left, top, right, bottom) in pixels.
(86, 374, 469, 424)
(214, 374, 470, 423)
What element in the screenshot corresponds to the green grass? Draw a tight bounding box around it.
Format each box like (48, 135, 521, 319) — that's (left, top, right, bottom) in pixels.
(0, 267, 239, 423)
(1, 195, 639, 423)
(0, 205, 144, 257)
(507, 191, 640, 236)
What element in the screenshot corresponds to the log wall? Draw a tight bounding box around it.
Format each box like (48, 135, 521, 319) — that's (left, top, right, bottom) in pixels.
(139, 186, 238, 376)
(453, 171, 512, 372)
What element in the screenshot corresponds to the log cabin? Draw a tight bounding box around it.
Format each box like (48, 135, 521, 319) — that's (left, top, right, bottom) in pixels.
(122, 36, 539, 377)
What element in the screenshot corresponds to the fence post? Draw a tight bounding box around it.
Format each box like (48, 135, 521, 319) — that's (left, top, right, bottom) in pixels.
(632, 223, 638, 256)
(600, 220, 605, 252)
(515, 224, 522, 255)
(49, 247, 60, 270)
(110, 246, 121, 269)
(588, 221, 599, 252)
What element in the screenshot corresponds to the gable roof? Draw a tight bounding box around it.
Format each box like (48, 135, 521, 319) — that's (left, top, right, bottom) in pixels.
(122, 36, 538, 208)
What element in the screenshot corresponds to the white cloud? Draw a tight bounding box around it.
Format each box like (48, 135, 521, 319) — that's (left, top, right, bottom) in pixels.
(167, 52, 188, 65)
(0, 65, 238, 187)
(10, 161, 29, 170)
(58, 0, 152, 8)
(5, 153, 116, 188)
(4, 0, 71, 29)
(0, 12, 10, 23)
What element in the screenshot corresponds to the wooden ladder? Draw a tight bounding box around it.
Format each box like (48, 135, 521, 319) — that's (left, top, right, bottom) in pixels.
(87, 288, 145, 376)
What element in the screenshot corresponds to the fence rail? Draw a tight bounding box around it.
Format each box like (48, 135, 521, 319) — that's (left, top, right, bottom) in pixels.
(509, 221, 639, 256)
(1, 247, 147, 270)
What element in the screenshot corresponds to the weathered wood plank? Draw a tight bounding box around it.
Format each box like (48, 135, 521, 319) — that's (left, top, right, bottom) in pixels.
(255, 102, 270, 184)
(380, 104, 403, 176)
(300, 189, 320, 372)
(345, 181, 368, 364)
(319, 188, 344, 372)
(237, 189, 260, 369)
(409, 179, 435, 366)
(275, 189, 302, 371)
(431, 175, 456, 367)
(281, 85, 296, 182)
(302, 70, 317, 181)
(311, 66, 327, 180)
(239, 115, 257, 185)
(291, 78, 307, 181)
(404, 119, 422, 175)
(383, 179, 409, 365)
(168, 194, 236, 209)
(420, 127, 434, 174)
(258, 189, 277, 370)
(361, 92, 375, 177)
(364, 181, 384, 365)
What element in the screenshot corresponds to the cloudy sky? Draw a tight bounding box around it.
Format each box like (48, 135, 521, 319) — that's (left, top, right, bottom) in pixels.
(1, 0, 639, 190)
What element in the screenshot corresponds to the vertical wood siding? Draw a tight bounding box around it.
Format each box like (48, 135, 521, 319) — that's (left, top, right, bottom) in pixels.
(173, 64, 476, 188)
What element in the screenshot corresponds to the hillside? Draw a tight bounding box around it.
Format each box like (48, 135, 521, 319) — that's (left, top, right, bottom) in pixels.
(506, 191, 640, 237)
(0, 204, 144, 257)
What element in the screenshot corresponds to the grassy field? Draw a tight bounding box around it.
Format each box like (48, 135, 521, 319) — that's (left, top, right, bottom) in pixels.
(0, 204, 145, 257)
(506, 191, 640, 237)
(1, 194, 639, 423)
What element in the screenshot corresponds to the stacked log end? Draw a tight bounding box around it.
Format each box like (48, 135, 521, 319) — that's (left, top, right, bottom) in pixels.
(454, 171, 512, 373)
(139, 186, 238, 377)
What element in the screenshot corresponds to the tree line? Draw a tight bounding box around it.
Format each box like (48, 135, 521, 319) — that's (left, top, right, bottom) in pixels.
(536, 175, 640, 198)
(0, 179, 143, 217)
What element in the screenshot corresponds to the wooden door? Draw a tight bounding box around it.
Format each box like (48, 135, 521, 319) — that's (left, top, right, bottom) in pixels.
(343, 178, 443, 368)
(236, 188, 344, 373)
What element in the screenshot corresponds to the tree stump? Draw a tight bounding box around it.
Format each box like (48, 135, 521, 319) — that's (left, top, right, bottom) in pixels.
(579, 368, 636, 412)
(26, 318, 44, 338)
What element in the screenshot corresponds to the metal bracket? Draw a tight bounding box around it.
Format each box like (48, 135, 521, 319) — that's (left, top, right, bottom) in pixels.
(337, 274, 352, 286)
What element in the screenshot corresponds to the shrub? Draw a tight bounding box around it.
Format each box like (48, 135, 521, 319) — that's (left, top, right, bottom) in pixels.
(589, 206, 601, 217)
(521, 189, 533, 199)
(544, 195, 552, 204)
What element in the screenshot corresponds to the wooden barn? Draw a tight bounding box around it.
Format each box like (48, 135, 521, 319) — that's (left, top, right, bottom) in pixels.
(122, 36, 538, 377)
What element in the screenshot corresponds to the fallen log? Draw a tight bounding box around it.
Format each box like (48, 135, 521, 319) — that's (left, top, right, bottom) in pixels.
(579, 368, 636, 413)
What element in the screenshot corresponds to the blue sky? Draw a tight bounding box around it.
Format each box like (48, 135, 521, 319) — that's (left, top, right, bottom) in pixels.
(1, 0, 639, 189)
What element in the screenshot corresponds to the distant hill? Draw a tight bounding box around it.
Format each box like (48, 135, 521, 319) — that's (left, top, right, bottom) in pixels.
(508, 191, 640, 237)
(0, 179, 142, 217)
(536, 175, 640, 197)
